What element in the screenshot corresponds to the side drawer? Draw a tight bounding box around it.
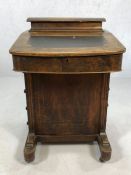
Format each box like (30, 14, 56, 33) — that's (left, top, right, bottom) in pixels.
(12, 54, 122, 73)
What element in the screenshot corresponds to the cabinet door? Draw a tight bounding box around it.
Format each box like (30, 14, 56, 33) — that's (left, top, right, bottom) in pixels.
(25, 74, 107, 136)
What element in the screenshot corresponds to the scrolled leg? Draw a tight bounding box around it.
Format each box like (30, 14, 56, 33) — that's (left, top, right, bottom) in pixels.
(97, 132, 112, 162)
(24, 133, 37, 162)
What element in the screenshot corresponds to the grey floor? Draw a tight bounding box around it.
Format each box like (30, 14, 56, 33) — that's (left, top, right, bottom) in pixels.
(0, 76, 131, 175)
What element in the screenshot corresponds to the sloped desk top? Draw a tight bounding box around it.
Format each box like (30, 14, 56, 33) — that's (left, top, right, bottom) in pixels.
(10, 31, 125, 57)
(10, 18, 126, 73)
(10, 18, 125, 57)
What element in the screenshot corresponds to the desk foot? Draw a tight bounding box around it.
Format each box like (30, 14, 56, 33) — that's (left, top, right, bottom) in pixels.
(24, 133, 36, 162)
(97, 132, 111, 162)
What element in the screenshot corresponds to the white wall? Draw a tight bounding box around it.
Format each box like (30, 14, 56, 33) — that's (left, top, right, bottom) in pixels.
(0, 0, 131, 77)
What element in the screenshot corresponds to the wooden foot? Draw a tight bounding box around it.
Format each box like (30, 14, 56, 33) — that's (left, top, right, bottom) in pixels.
(24, 133, 37, 162)
(97, 132, 112, 162)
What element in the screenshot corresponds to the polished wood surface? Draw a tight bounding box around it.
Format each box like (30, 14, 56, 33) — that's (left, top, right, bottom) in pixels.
(10, 18, 126, 163)
(27, 17, 106, 36)
(13, 54, 122, 73)
(30, 74, 102, 135)
(10, 31, 125, 57)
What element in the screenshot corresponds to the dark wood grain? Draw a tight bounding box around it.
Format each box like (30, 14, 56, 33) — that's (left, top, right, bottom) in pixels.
(37, 134, 97, 143)
(23, 73, 111, 162)
(100, 74, 110, 132)
(13, 54, 122, 73)
(31, 74, 102, 135)
(9, 17, 126, 163)
(27, 18, 106, 36)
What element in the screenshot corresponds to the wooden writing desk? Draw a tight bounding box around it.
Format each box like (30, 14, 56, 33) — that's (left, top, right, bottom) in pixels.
(10, 18, 125, 162)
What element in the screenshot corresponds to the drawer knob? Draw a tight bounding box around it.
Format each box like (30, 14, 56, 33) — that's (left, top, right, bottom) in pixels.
(24, 89, 27, 93)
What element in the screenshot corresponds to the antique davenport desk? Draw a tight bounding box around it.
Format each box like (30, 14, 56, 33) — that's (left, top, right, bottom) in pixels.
(10, 18, 125, 162)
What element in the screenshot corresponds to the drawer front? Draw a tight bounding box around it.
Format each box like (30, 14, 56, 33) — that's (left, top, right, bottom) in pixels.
(13, 54, 122, 73)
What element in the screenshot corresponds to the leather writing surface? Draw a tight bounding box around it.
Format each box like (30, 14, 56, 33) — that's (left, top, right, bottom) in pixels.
(10, 31, 125, 57)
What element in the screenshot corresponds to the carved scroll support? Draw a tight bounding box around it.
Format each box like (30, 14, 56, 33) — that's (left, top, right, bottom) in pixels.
(97, 132, 112, 162)
(24, 133, 37, 162)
